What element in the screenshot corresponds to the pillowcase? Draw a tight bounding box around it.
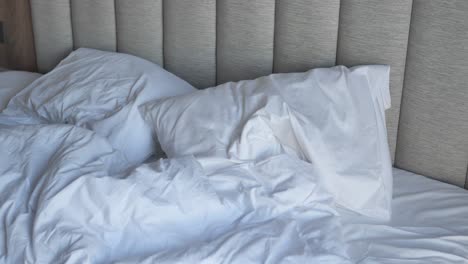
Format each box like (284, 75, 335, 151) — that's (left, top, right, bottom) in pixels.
(141, 65, 392, 220)
(2, 48, 196, 166)
(0, 71, 42, 111)
(141, 76, 294, 160)
(274, 65, 392, 220)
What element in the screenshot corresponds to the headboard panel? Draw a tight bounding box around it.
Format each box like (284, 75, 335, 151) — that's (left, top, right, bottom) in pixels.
(273, 0, 339, 73)
(164, 0, 216, 88)
(30, 0, 73, 72)
(395, 0, 468, 187)
(71, 0, 116, 51)
(115, 0, 163, 66)
(28, 0, 468, 189)
(217, 0, 275, 84)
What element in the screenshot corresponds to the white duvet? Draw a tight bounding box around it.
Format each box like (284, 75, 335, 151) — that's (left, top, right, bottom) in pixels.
(0, 124, 351, 263)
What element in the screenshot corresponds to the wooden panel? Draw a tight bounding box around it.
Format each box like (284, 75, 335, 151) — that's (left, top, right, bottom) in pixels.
(0, 0, 36, 71)
(0, 44, 7, 68)
(0, 0, 7, 68)
(0, 1, 5, 21)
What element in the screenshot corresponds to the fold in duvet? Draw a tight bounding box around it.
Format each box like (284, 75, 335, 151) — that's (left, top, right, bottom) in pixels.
(0, 124, 351, 263)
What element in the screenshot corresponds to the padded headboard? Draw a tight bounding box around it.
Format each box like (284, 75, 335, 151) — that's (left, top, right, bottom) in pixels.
(29, 0, 468, 189)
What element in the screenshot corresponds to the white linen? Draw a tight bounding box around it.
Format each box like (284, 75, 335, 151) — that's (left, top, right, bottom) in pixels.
(342, 168, 468, 263)
(1, 48, 196, 166)
(2, 123, 467, 263)
(0, 71, 41, 110)
(141, 65, 393, 220)
(0, 123, 351, 263)
(0, 124, 125, 263)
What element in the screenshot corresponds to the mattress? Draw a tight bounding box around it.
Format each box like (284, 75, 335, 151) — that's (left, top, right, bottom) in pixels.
(342, 168, 468, 263)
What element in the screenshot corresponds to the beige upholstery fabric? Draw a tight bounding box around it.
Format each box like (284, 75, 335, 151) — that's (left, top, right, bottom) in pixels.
(29, 0, 468, 188)
(30, 0, 73, 73)
(163, 0, 216, 88)
(274, 0, 340, 73)
(217, 0, 275, 84)
(71, 0, 116, 51)
(337, 0, 413, 161)
(115, 0, 163, 66)
(395, 0, 468, 187)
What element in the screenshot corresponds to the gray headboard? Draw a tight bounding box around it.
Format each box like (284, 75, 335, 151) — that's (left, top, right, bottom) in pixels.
(29, 0, 468, 189)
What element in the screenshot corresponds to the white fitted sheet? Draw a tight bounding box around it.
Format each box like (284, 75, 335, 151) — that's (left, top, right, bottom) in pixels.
(342, 168, 468, 263)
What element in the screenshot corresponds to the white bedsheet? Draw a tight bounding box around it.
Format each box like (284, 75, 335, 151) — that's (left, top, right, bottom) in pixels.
(342, 168, 468, 263)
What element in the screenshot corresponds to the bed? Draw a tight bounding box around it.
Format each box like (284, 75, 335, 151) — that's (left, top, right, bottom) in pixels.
(343, 168, 468, 263)
(0, 0, 467, 263)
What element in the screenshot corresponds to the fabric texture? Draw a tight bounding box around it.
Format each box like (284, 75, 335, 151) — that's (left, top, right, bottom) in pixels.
(216, 0, 275, 84)
(0, 122, 351, 263)
(1, 48, 196, 167)
(115, 0, 163, 66)
(342, 168, 468, 263)
(163, 0, 216, 88)
(30, 0, 73, 72)
(141, 65, 393, 219)
(70, 0, 116, 52)
(274, 0, 340, 73)
(395, 0, 468, 187)
(0, 71, 42, 110)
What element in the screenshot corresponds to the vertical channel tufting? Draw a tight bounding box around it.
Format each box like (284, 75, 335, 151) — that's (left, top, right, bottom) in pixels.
(70, 0, 116, 51)
(217, 0, 275, 84)
(273, 0, 340, 73)
(115, 0, 163, 66)
(395, 0, 468, 187)
(30, 0, 73, 72)
(163, 0, 216, 88)
(337, 0, 413, 161)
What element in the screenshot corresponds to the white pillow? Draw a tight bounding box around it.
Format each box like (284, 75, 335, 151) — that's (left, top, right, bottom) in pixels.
(141, 77, 294, 159)
(275, 65, 393, 220)
(141, 65, 392, 220)
(0, 71, 42, 111)
(2, 48, 196, 166)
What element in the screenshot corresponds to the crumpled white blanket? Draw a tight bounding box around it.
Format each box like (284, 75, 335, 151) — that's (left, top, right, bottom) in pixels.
(0, 123, 351, 263)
